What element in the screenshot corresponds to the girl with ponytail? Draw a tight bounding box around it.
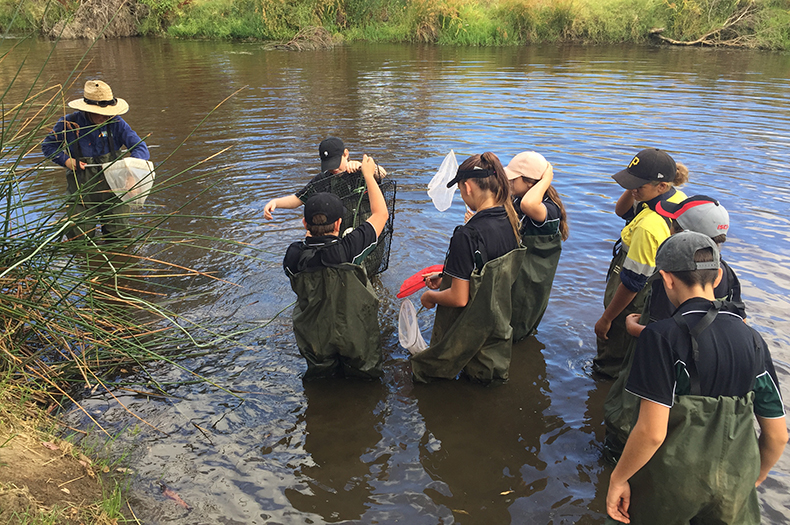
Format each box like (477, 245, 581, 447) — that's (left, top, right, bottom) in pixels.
(420, 152, 520, 309)
(412, 152, 523, 383)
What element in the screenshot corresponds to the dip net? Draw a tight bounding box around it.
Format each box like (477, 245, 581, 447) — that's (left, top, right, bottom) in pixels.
(300, 172, 396, 276)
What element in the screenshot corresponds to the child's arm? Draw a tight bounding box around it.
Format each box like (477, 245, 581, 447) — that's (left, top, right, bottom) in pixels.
(625, 313, 646, 337)
(519, 164, 554, 222)
(595, 282, 638, 340)
(362, 154, 389, 236)
(420, 277, 470, 309)
(264, 194, 302, 220)
(615, 189, 635, 218)
(606, 399, 670, 523)
(755, 416, 788, 486)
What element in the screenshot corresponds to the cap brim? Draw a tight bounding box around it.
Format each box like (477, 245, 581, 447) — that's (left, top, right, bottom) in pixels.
(68, 98, 129, 116)
(503, 166, 520, 180)
(656, 196, 718, 219)
(612, 169, 646, 190)
(321, 155, 342, 172)
(445, 175, 462, 188)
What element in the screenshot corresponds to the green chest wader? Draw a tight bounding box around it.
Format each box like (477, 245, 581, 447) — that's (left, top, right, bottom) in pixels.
(611, 304, 762, 525)
(594, 246, 650, 379)
(511, 233, 562, 341)
(289, 251, 382, 380)
(66, 129, 130, 240)
(602, 273, 659, 454)
(410, 247, 527, 384)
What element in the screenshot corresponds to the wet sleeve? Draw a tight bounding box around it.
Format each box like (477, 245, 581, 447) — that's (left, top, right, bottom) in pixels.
(626, 326, 677, 408)
(443, 227, 475, 281)
(41, 117, 69, 167)
(115, 118, 149, 160)
(753, 335, 786, 419)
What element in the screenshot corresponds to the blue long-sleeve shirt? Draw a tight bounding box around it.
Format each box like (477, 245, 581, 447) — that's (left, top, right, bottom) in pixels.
(42, 111, 149, 167)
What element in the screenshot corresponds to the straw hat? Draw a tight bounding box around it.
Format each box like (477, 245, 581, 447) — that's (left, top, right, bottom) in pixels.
(68, 80, 129, 116)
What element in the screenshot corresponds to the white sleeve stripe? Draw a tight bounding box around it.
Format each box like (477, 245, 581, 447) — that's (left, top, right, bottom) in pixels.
(352, 240, 377, 261)
(625, 388, 674, 409)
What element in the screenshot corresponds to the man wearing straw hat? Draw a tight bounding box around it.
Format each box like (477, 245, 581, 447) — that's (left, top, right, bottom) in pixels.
(42, 80, 149, 242)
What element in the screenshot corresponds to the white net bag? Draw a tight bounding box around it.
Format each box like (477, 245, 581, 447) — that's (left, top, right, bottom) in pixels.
(102, 157, 155, 208)
(398, 299, 428, 355)
(427, 150, 458, 212)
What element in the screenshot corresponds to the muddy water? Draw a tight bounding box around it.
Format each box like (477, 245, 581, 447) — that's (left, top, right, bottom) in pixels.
(6, 38, 790, 523)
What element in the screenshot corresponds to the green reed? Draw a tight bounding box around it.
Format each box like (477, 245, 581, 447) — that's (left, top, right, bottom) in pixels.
(0, 27, 270, 415)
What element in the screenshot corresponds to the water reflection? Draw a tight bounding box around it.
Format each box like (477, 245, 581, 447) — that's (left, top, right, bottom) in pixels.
(414, 338, 560, 523)
(286, 379, 386, 522)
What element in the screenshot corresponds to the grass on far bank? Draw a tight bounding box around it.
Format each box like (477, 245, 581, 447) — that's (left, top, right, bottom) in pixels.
(2, 0, 789, 50)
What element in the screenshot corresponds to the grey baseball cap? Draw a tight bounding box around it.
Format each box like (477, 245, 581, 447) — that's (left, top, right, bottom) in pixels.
(655, 231, 720, 273)
(656, 195, 729, 240)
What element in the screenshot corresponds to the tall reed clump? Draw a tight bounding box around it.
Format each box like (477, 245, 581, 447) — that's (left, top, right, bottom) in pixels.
(1, 37, 250, 419)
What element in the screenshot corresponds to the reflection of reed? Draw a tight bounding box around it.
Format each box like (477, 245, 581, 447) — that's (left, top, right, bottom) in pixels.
(286, 379, 386, 521)
(414, 338, 561, 523)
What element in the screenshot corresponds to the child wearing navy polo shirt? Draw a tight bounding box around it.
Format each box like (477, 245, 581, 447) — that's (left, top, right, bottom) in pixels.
(283, 155, 388, 380)
(606, 231, 786, 525)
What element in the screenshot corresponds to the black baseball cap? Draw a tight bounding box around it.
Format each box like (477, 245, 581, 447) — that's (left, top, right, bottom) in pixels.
(304, 192, 344, 226)
(612, 148, 677, 190)
(319, 137, 345, 172)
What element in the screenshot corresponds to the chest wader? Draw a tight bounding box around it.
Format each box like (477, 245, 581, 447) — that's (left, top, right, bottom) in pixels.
(593, 246, 649, 379)
(289, 258, 382, 380)
(602, 273, 659, 461)
(66, 129, 130, 241)
(511, 233, 562, 341)
(411, 247, 527, 383)
(612, 304, 762, 525)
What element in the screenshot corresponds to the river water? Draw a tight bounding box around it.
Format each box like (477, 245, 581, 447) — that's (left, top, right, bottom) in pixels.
(4, 38, 790, 523)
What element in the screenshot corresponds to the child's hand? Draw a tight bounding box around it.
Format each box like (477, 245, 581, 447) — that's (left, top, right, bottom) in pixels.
(542, 163, 554, 184)
(625, 313, 645, 338)
(264, 199, 277, 220)
(346, 160, 362, 172)
(423, 272, 442, 290)
(464, 208, 474, 223)
(361, 154, 376, 178)
(420, 291, 436, 309)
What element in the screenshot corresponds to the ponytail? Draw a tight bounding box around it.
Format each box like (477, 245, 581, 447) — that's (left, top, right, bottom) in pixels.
(672, 163, 689, 187)
(460, 152, 521, 243)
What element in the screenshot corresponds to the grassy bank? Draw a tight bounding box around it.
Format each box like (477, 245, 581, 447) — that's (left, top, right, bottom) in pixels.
(2, 0, 789, 50)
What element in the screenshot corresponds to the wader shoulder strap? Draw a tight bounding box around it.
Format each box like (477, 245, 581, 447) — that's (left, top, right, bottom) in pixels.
(295, 238, 341, 273)
(612, 238, 622, 258)
(672, 302, 721, 396)
(467, 227, 486, 273)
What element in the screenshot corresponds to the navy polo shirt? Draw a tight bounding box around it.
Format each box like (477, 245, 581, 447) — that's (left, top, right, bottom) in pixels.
(627, 297, 784, 419)
(514, 195, 561, 237)
(283, 222, 377, 276)
(443, 206, 519, 281)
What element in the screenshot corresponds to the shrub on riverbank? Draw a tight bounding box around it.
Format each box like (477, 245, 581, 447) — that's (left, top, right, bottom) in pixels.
(2, 0, 788, 50)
